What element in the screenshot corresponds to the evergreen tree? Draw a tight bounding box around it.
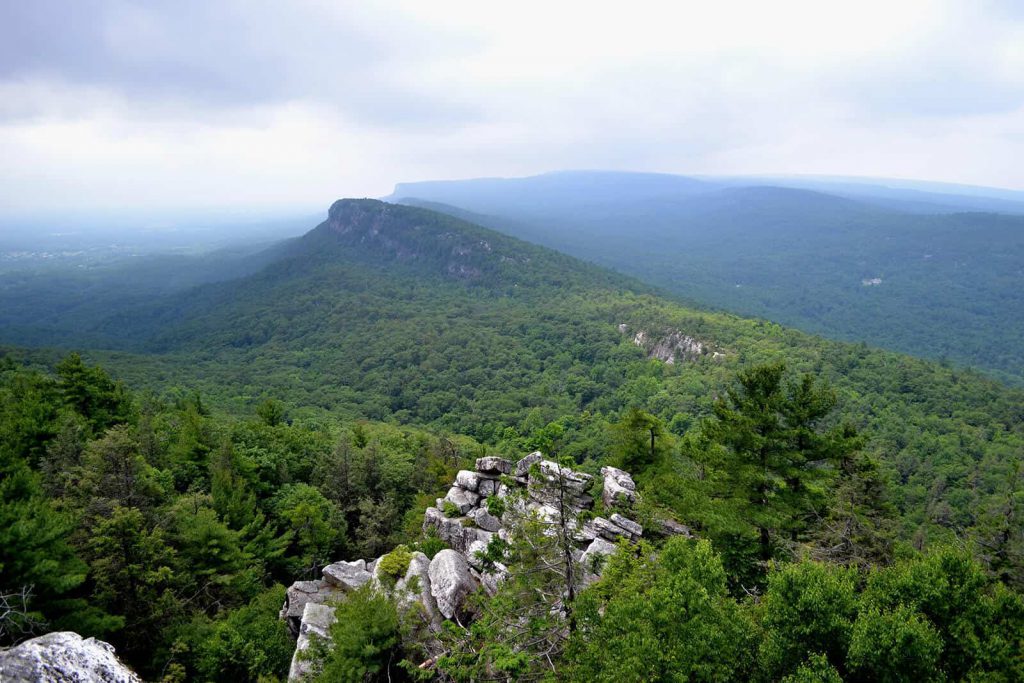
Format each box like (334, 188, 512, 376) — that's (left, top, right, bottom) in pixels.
(700, 362, 859, 569)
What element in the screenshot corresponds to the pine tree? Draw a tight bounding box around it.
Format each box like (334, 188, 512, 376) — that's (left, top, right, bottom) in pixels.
(701, 362, 858, 570)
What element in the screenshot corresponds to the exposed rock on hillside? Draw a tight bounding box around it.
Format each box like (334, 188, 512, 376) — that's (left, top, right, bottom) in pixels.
(279, 452, 686, 680)
(0, 632, 141, 683)
(622, 324, 724, 363)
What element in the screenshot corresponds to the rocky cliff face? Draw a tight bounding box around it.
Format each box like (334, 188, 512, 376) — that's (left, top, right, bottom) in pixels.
(304, 199, 515, 282)
(622, 323, 724, 364)
(0, 632, 141, 683)
(280, 452, 688, 680)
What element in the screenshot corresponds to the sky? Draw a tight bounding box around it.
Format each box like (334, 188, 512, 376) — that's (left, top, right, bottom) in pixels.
(2, 0, 1024, 215)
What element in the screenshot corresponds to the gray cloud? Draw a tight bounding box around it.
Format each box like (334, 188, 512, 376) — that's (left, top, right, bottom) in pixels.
(2, 1, 1024, 213)
(0, 0, 482, 126)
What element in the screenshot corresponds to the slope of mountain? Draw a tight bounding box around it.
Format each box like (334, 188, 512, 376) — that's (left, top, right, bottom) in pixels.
(390, 171, 1024, 384)
(4, 199, 1019, 552)
(5, 199, 1022, 681)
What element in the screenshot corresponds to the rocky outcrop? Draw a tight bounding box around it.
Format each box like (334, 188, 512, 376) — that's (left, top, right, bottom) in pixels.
(280, 451, 688, 680)
(322, 559, 372, 590)
(428, 550, 480, 620)
(623, 325, 724, 364)
(287, 602, 337, 682)
(0, 631, 141, 683)
(601, 465, 637, 508)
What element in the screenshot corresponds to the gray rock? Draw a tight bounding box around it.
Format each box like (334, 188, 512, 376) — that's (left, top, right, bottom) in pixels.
(610, 513, 643, 539)
(423, 506, 486, 553)
(572, 519, 599, 543)
(515, 450, 544, 477)
(527, 480, 594, 511)
(601, 465, 638, 508)
(395, 551, 443, 631)
(0, 631, 142, 683)
(444, 485, 480, 514)
(322, 559, 373, 591)
(657, 517, 692, 537)
(455, 469, 485, 492)
(280, 579, 344, 635)
(466, 539, 489, 569)
(479, 563, 509, 596)
(475, 456, 513, 475)
(477, 478, 499, 497)
(580, 537, 618, 575)
(470, 506, 503, 532)
(428, 549, 480, 619)
(537, 460, 593, 492)
(592, 516, 635, 542)
(288, 602, 337, 682)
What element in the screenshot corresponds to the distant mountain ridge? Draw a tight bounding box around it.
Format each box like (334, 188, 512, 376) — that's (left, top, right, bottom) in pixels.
(390, 171, 1024, 384)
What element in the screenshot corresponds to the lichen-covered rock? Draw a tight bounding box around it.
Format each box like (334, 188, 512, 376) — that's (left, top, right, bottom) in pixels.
(428, 549, 480, 619)
(444, 485, 480, 514)
(322, 559, 372, 591)
(465, 539, 490, 570)
(609, 513, 643, 539)
(288, 602, 337, 682)
(455, 469, 486, 492)
(477, 478, 499, 497)
(0, 631, 141, 683)
(470, 506, 503, 532)
(591, 516, 636, 542)
(515, 450, 544, 477)
(423, 506, 488, 553)
(280, 579, 345, 635)
(601, 465, 638, 508)
(394, 551, 443, 631)
(475, 456, 513, 475)
(580, 537, 618, 576)
(527, 482, 594, 511)
(657, 517, 692, 537)
(537, 460, 593, 492)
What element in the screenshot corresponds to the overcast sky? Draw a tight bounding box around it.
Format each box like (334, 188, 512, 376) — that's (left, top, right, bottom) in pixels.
(2, 0, 1023, 215)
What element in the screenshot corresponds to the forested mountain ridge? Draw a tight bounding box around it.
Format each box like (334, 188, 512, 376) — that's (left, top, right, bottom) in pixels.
(390, 171, 1024, 384)
(2, 199, 1023, 679)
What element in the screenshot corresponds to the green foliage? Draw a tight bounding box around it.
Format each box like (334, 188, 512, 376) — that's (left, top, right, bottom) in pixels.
(1, 199, 1024, 678)
(416, 532, 447, 560)
(612, 407, 670, 474)
(272, 483, 346, 578)
(695, 362, 860, 572)
(758, 561, 858, 678)
(485, 494, 505, 518)
(55, 352, 133, 435)
(178, 586, 293, 682)
(255, 398, 286, 427)
(857, 546, 1024, 680)
(397, 177, 1024, 385)
(847, 605, 942, 681)
(780, 653, 843, 683)
(376, 545, 413, 588)
(564, 538, 757, 681)
(314, 585, 401, 682)
(442, 500, 460, 518)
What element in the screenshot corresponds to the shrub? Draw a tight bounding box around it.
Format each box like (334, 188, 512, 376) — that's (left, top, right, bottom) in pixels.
(418, 533, 447, 559)
(486, 495, 505, 518)
(376, 545, 413, 587)
(442, 501, 460, 518)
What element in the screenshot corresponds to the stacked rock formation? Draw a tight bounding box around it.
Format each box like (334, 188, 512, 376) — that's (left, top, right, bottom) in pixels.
(280, 452, 682, 680)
